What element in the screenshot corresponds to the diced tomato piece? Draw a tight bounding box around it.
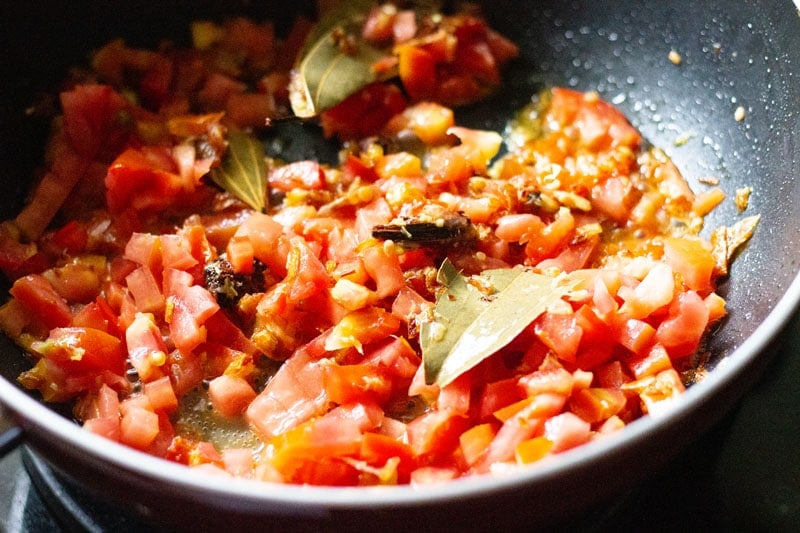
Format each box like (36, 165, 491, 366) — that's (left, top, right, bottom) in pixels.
(10, 274, 72, 329)
(269, 161, 325, 192)
(478, 377, 524, 420)
(477, 407, 549, 472)
(234, 212, 289, 278)
(398, 45, 437, 101)
(656, 290, 709, 356)
(52, 221, 88, 254)
(362, 5, 396, 45)
(361, 242, 406, 299)
(246, 337, 330, 441)
(362, 336, 420, 379)
(385, 102, 455, 145)
(662, 236, 715, 293)
(270, 414, 364, 484)
(568, 388, 627, 424)
(534, 312, 583, 363)
(320, 83, 407, 140)
(160, 233, 200, 271)
(166, 349, 204, 397)
(226, 235, 255, 275)
(627, 341, 673, 379)
(324, 306, 401, 352)
(437, 372, 471, 416)
(360, 432, 415, 483)
(518, 365, 575, 398)
(406, 409, 468, 460)
(615, 318, 656, 355)
(225, 92, 276, 128)
(125, 312, 168, 381)
(126, 266, 165, 314)
(105, 146, 182, 212)
(459, 422, 497, 467)
(543, 412, 591, 453)
(119, 404, 160, 450)
(410, 466, 460, 485)
(30, 327, 125, 376)
(620, 263, 675, 320)
(60, 84, 131, 159)
(124, 233, 163, 272)
(284, 237, 331, 302)
(208, 374, 257, 418)
(323, 363, 392, 405)
(495, 213, 545, 244)
(83, 416, 121, 441)
(143, 375, 179, 413)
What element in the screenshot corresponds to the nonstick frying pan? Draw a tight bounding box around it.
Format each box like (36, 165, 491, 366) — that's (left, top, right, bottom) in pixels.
(1, 0, 799, 530)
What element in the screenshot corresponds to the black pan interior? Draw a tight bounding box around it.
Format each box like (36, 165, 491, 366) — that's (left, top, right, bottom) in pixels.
(1, 0, 799, 419)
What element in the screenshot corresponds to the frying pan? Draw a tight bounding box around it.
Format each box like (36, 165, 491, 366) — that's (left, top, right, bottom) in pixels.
(1, 0, 799, 530)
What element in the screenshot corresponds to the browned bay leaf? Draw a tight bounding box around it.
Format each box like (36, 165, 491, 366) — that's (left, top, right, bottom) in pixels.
(421, 259, 575, 387)
(209, 132, 268, 213)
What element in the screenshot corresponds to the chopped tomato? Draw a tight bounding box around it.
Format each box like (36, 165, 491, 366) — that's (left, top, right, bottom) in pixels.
(10, 274, 72, 329)
(119, 402, 160, 450)
(320, 83, 407, 140)
(32, 326, 126, 374)
(323, 363, 392, 405)
(246, 337, 330, 441)
(208, 374, 257, 418)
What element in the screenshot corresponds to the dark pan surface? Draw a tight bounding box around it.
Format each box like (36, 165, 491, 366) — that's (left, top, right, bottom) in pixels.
(1, 0, 799, 530)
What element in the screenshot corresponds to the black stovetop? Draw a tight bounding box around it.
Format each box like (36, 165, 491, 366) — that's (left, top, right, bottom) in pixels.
(2, 311, 798, 532)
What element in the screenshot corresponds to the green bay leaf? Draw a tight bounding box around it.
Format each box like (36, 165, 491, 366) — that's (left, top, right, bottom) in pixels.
(421, 259, 575, 387)
(209, 131, 268, 212)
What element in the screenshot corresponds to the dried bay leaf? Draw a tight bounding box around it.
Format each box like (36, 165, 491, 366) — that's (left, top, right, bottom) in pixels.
(421, 259, 575, 387)
(290, 0, 392, 117)
(209, 131, 268, 212)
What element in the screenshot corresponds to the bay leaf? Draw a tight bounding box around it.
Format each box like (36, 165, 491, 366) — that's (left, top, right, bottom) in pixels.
(290, 0, 392, 118)
(209, 131, 268, 212)
(421, 259, 575, 387)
